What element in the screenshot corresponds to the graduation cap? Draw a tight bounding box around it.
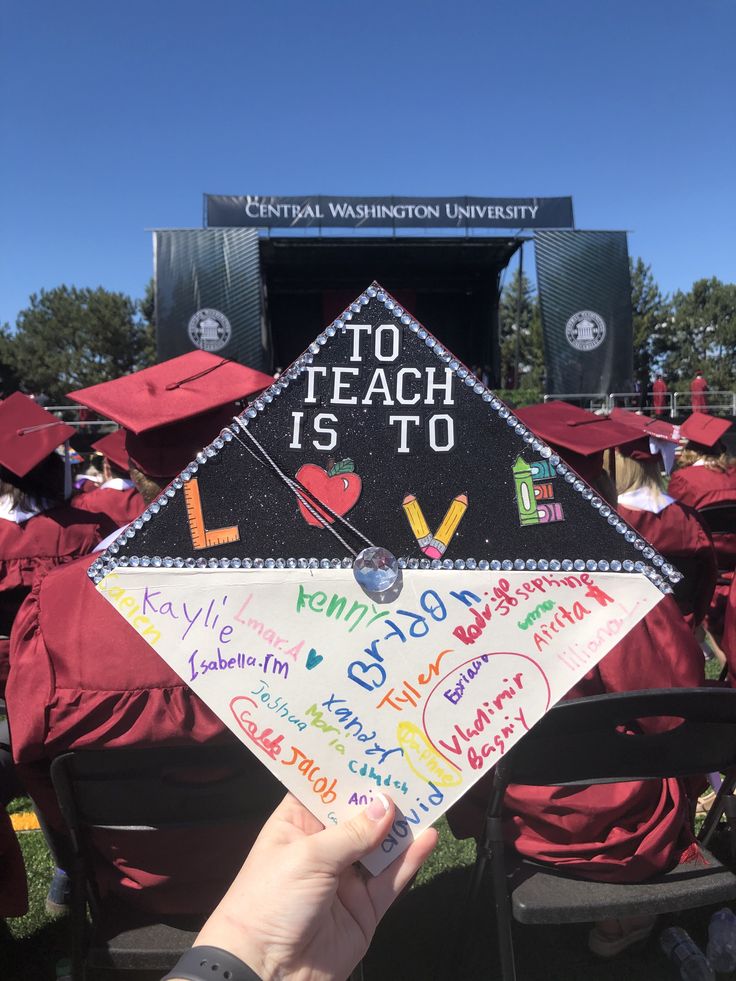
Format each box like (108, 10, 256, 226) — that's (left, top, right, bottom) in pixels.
(91, 430, 131, 474)
(680, 413, 732, 453)
(608, 407, 681, 474)
(90, 284, 675, 874)
(514, 400, 640, 483)
(70, 352, 274, 478)
(0, 393, 76, 478)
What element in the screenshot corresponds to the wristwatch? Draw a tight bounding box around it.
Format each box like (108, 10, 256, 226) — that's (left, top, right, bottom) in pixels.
(162, 945, 263, 981)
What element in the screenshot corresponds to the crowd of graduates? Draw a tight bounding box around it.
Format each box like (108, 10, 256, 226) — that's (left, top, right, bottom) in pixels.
(1, 353, 736, 967)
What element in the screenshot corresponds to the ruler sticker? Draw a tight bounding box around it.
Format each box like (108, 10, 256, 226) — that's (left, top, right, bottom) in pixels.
(183, 478, 240, 550)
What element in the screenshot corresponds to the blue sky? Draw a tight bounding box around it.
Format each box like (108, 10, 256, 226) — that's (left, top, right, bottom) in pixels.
(1, 0, 734, 326)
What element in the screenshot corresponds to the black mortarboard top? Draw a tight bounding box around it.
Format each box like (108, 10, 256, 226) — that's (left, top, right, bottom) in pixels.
(88, 284, 681, 593)
(70, 352, 274, 477)
(0, 393, 76, 478)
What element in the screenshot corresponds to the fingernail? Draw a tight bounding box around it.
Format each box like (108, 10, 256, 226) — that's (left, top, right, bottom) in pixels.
(365, 793, 390, 821)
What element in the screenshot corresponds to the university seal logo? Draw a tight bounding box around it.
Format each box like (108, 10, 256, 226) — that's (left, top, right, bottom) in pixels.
(188, 308, 232, 352)
(564, 310, 606, 352)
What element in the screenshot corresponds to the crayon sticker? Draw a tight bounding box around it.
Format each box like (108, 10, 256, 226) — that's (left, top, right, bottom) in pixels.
(513, 457, 564, 527)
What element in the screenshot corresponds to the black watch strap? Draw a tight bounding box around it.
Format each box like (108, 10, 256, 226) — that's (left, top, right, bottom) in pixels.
(162, 945, 263, 981)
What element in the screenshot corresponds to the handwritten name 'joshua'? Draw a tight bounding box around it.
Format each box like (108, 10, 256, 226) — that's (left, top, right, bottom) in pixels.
(289, 323, 456, 454)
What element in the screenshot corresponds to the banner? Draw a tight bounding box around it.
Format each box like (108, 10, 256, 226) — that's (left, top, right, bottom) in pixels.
(535, 230, 633, 395)
(154, 228, 268, 371)
(206, 195, 574, 230)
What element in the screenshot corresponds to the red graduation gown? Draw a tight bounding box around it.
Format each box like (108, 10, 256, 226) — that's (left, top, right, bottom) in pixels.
(616, 501, 717, 627)
(6, 554, 277, 916)
(667, 465, 736, 632)
(0, 506, 110, 916)
(0, 506, 114, 691)
(446, 597, 706, 882)
(690, 377, 708, 412)
(652, 379, 667, 415)
(668, 465, 736, 514)
(71, 485, 145, 527)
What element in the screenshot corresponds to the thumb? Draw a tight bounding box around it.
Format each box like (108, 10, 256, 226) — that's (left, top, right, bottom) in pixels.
(310, 794, 394, 872)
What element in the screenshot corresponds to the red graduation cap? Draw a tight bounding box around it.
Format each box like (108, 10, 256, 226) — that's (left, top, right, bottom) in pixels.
(70, 352, 274, 478)
(516, 401, 640, 482)
(608, 407, 681, 472)
(0, 393, 76, 478)
(609, 408, 680, 445)
(91, 429, 129, 473)
(680, 412, 732, 451)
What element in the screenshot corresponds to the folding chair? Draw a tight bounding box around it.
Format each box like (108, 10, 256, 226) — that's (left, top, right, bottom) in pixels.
(455, 688, 736, 981)
(697, 503, 736, 542)
(50, 743, 284, 980)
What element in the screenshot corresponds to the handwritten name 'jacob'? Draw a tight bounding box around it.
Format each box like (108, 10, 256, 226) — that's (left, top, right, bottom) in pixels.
(288, 323, 457, 454)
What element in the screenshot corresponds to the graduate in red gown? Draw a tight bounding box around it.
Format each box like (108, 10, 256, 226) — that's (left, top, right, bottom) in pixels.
(447, 402, 706, 944)
(690, 371, 709, 412)
(668, 414, 736, 511)
(608, 408, 717, 629)
(6, 352, 277, 917)
(668, 414, 736, 635)
(71, 428, 144, 526)
(0, 394, 116, 916)
(0, 393, 115, 692)
(652, 375, 668, 416)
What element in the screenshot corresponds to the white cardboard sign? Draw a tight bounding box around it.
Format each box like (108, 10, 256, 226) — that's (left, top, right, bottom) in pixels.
(97, 565, 662, 873)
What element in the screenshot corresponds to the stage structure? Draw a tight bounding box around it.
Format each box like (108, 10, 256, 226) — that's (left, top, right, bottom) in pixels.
(153, 195, 633, 393)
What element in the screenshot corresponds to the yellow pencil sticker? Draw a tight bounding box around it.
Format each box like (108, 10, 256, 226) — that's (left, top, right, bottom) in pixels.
(402, 492, 468, 558)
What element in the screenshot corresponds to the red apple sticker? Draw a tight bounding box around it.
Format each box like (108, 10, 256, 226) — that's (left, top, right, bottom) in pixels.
(296, 458, 362, 527)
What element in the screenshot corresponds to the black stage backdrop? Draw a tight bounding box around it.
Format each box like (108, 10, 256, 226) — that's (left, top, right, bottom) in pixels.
(154, 229, 268, 370)
(535, 230, 633, 396)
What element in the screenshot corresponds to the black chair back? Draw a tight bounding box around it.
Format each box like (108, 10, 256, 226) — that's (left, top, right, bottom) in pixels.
(494, 688, 736, 790)
(50, 742, 284, 980)
(456, 688, 736, 981)
(697, 502, 736, 537)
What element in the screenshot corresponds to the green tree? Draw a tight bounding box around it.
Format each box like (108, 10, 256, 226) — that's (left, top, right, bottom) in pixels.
(140, 278, 156, 336)
(664, 277, 736, 391)
(629, 257, 672, 388)
(0, 285, 156, 403)
(499, 268, 544, 390)
(138, 278, 157, 366)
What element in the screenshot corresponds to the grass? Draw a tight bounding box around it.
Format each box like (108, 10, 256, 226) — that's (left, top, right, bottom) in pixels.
(1, 819, 70, 980)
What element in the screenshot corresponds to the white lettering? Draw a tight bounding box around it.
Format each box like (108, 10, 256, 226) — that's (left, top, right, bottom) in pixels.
(312, 413, 338, 451)
(389, 415, 420, 453)
(424, 367, 454, 406)
(429, 414, 455, 452)
(395, 367, 421, 405)
(289, 411, 304, 449)
(344, 324, 371, 362)
(304, 366, 327, 404)
(374, 324, 400, 363)
(330, 367, 359, 405)
(362, 368, 394, 406)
